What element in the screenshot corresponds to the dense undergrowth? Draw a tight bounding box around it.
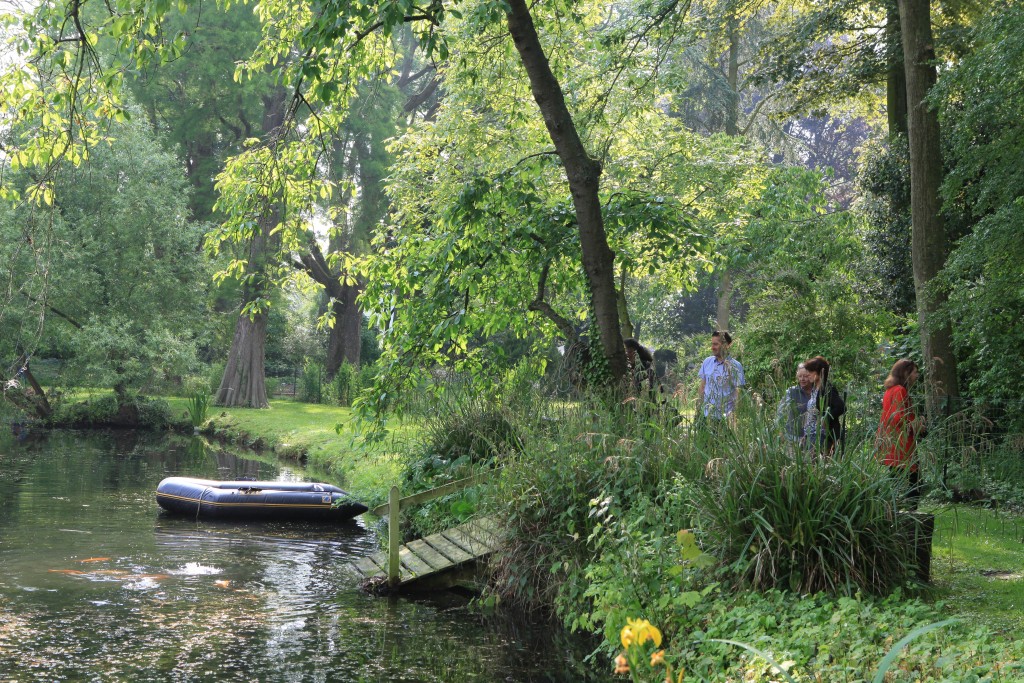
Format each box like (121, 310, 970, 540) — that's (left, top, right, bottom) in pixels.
(11, 376, 1024, 679)
(401, 380, 1024, 681)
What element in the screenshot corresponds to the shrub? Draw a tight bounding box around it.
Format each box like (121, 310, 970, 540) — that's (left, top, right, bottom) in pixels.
(689, 412, 915, 595)
(298, 361, 324, 403)
(135, 396, 173, 428)
(488, 397, 698, 618)
(207, 362, 225, 394)
(333, 361, 356, 406)
(424, 403, 522, 466)
(612, 590, 1010, 683)
(50, 393, 173, 429)
(332, 361, 375, 407)
(51, 394, 120, 427)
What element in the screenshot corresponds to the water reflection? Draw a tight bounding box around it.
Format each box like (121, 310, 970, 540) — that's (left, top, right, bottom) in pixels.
(0, 429, 598, 682)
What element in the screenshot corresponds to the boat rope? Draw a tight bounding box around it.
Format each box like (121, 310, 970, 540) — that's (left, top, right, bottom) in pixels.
(195, 486, 210, 522)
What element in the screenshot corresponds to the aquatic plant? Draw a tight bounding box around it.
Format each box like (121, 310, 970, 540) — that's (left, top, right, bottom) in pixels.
(185, 392, 210, 428)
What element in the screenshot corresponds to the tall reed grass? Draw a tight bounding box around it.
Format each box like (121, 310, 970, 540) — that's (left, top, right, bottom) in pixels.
(689, 414, 914, 594)
(486, 379, 923, 614)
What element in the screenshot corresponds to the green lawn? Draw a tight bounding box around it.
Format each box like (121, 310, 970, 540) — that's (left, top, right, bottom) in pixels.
(165, 396, 420, 507)
(930, 504, 1024, 633)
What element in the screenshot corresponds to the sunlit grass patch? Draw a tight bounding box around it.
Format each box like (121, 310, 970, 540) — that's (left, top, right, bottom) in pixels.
(172, 398, 420, 506)
(930, 504, 1024, 632)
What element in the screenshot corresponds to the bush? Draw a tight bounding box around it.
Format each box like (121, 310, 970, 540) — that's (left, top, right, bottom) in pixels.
(331, 361, 377, 407)
(332, 361, 356, 406)
(135, 396, 173, 428)
(208, 362, 225, 394)
(425, 403, 522, 465)
(50, 393, 173, 429)
(689, 412, 915, 595)
(625, 589, 1019, 683)
(489, 397, 700, 618)
(51, 394, 120, 427)
(298, 361, 324, 403)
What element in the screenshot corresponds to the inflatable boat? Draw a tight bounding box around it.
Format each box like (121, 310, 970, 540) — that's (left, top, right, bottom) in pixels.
(156, 477, 368, 522)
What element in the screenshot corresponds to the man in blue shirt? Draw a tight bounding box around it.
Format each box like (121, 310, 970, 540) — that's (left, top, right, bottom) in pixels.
(697, 330, 745, 422)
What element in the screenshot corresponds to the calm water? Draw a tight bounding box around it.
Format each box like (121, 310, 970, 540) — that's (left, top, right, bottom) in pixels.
(0, 429, 596, 682)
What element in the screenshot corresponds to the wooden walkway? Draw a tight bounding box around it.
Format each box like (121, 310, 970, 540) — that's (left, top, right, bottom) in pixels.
(349, 516, 502, 587)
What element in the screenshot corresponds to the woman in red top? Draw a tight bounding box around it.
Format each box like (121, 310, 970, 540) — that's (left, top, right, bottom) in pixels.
(877, 359, 923, 507)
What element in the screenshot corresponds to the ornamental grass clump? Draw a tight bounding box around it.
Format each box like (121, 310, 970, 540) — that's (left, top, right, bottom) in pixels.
(691, 416, 916, 595)
(185, 392, 210, 428)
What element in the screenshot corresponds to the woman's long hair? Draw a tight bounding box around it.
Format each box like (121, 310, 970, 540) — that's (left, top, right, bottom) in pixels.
(884, 359, 918, 389)
(803, 356, 830, 388)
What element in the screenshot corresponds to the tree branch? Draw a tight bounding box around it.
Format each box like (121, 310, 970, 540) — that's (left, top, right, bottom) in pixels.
(528, 261, 578, 342)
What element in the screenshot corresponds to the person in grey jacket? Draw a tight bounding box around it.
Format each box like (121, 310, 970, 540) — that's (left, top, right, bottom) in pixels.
(776, 363, 814, 442)
(802, 356, 846, 456)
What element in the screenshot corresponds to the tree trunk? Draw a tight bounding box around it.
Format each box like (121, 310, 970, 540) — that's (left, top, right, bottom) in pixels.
(505, 0, 626, 383)
(215, 310, 269, 408)
(716, 270, 733, 332)
(898, 0, 959, 417)
(215, 204, 274, 408)
(214, 88, 286, 408)
(325, 283, 361, 377)
(715, 18, 740, 330)
(2, 356, 53, 420)
(886, 3, 908, 139)
(724, 14, 740, 138)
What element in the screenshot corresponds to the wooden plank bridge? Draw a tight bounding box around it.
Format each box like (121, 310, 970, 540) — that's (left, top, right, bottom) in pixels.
(349, 515, 502, 587)
(347, 470, 503, 590)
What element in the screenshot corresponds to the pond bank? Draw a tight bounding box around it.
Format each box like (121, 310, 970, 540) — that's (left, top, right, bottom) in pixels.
(167, 397, 414, 507)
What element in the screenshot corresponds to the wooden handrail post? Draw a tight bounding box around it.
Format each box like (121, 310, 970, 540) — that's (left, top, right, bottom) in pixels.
(387, 485, 400, 587)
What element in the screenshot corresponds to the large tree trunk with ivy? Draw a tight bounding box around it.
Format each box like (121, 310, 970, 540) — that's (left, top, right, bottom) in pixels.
(898, 0, 959, 416)
(214, 89, 285, 408)
(505, 0, 626, 383)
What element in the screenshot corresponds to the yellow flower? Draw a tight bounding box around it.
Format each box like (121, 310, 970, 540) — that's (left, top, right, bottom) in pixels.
(613, 653, 630, 675)
(637, 619, 663, 647)
(641, 622, 663, 647)
(621, 622, 635, 648)
(622, 618, 663, 649)
(650, 649, 666, 667)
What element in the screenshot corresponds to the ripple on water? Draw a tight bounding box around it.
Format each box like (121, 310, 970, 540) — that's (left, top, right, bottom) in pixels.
(0, 430, 601, 682)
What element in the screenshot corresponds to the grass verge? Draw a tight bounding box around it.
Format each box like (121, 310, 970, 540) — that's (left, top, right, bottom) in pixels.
(165, 396, 419, 506)
(930, 504, 1024, 633)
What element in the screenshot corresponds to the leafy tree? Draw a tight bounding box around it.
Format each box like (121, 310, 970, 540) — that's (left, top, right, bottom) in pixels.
(934, 5, 1024, 427)
(857, 135, 915, 317)
(126, 1, 267, 221)
(735, 167, 894, 389)
(0, 111, 209, 414)
(370, 9, 768, 406)
(2, 0, 723, 401)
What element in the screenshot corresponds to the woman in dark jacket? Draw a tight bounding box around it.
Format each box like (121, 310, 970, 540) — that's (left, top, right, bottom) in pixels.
(802, 356, 846, 456)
